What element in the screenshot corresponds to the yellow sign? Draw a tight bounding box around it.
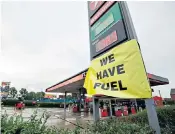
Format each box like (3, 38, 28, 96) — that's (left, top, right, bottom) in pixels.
(84, 39, 152, 98)
(44, 94, 56, 98)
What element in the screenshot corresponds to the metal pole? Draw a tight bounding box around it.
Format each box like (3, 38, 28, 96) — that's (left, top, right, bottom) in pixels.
(145, 99, 160, 134)
(159, 90, 162, 98)
(79, 88, 82, 112)
(109, 99, 113, 117)
(120, 2, 160, 133)
(134, 99, 138, 112)
(64, 91, 67, 119)
(93, 96, 100, 122)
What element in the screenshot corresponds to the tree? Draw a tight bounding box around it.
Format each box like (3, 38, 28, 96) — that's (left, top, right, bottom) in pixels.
(2, 86, 10, 93)
(35, 92, 45, 100)
(25, 92, 36, 100)
(25, 91, 45, 100)
(9, 87, 18, 98)
(19, 88, 28, 98)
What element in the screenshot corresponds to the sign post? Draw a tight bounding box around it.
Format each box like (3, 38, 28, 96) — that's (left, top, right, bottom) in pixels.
(92, 96, 100, 121)
(122, 2, 161, 133)
(87, 1, 160, 133)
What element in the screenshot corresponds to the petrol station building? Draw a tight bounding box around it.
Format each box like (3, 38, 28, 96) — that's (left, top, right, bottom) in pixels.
(45, 68, 169, 112)
(46, 69, 169, 94)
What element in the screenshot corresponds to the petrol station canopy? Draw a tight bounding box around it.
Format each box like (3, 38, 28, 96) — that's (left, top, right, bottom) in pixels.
(45, 69, 169, 94)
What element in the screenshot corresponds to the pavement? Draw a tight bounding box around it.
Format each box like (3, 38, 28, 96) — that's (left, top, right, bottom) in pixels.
(1, 107, 93, 129)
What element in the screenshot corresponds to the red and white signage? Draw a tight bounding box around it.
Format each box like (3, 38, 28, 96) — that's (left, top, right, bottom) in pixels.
(47, 74, 84, 92)
(96, 31, 118, 52)
(89, 1, 104, 11)
(90, 1, 115, 26)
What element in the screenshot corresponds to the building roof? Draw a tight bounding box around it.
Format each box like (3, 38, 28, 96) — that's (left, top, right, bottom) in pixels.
(45, 68, 169, 93)
(170, 89, 175, 95)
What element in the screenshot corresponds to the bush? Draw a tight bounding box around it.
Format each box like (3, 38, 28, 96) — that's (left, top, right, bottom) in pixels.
(2, 99, 68, 108)
(120, 106, 175, 133)
(2, 99, 37, 107)
(1, 110, 60, 134)
(24, 100, 37, 106)
(164, 100, 175, 105)
(1, 111, 154, 134)
(1, 106, 175, 134)
(87, 119, 154, 134)
(2, 99, 19, 106)
(85, 106, 175, 134)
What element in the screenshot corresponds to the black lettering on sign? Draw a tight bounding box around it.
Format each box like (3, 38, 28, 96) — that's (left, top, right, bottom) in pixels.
(100, 57, 108, 66)
(108, 67, 115, 76)
(117, 64, 125, 74)
(108, 54, 115, 63)
(101, 83, 110, 90)
(96, 64, 125, 80)
(97, 71, 102, 80)
(102, 70, 109, 78)
(93, 81, 127, 91)
(111, 81, 118, 91)
(118, 80, 127, 90)
(100, 54, 115, 66)
(94, 83, 101, 89)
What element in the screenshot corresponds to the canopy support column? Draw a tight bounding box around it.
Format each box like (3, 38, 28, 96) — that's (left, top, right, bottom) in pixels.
(64, 91, 67, 119)
(135, 99, 138, 112)
(78, 88, 82, 112)
(109, 100, 113, 117)
(93, 96, 100, 122)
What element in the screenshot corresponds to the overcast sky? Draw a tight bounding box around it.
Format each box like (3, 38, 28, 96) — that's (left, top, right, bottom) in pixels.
(0, 1, 175, 98)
